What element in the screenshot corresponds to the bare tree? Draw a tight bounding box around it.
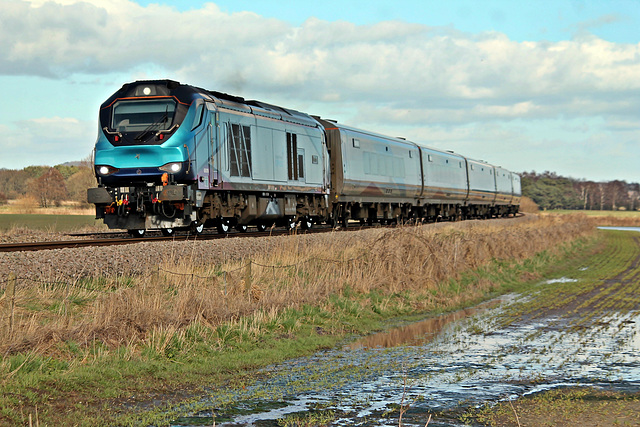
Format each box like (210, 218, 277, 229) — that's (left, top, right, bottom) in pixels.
(28, 168, 68, 208)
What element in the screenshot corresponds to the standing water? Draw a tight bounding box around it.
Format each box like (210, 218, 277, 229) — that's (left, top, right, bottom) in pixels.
(171, 288, 640, 426)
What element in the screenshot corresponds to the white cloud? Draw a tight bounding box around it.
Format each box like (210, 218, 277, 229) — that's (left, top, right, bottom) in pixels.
(3, 0, 638, 118)
(1, 117, 95, 168)
(1, 0, 639, 180)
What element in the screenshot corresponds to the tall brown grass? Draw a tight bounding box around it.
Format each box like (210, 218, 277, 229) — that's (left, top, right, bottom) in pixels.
(10, 196, 39, 214)
(519, 196, 539, 213)
(0, 214, 594, 358)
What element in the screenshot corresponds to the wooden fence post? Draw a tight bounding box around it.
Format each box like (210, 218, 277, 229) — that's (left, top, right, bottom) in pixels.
(245, 260, 252, 299)
(6, 273, 16, 338)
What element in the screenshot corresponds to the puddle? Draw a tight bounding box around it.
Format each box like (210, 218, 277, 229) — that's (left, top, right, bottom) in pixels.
(543, 277, 578, 284)
(598, 226, 640, 232)
(172, 296, 640, 427)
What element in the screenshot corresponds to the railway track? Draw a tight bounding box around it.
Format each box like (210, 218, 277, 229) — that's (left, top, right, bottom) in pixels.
(0, 225, 341, 253)
(0, 214, 524, 253)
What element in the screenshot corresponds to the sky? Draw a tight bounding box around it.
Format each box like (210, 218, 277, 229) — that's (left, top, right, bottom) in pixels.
(1, 0, 639, 182)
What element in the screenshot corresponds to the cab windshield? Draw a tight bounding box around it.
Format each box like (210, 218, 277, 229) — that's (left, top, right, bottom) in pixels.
(111, 99, 177, 133)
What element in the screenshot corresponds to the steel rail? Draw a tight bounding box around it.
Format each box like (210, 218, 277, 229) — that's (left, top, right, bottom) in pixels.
(0, 213, 523, 253)
(0, 226, 334, 253)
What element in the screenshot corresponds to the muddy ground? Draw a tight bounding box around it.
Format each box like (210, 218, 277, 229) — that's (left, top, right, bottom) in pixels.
(169, 230, 640, 426)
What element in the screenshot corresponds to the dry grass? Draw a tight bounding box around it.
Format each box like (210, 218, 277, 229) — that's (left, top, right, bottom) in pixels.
(548, 209, 640, 227)
(519, 196, 539, 213)
(0, 199, 94, 216)
(0, 214, 594, 359)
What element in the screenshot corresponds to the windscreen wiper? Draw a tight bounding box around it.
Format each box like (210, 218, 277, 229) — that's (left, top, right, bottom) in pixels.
(135, 108, 169, 143)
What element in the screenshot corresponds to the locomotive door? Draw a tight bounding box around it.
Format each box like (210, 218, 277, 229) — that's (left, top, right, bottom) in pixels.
(193, 102, 210, 190)
(206, 103, 219, 188)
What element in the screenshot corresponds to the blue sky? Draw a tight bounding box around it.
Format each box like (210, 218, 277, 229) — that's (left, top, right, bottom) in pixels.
(1, 0, 639, 182)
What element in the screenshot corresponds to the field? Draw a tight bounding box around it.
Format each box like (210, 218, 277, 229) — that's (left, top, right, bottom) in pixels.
(547, 209, 640, 226)
(0, 201, 101, 232)
(0, 213, 103, 232)
(0, 213, 607, 425)
(470, 227, 640, 426)
(549, 209, 640, 217)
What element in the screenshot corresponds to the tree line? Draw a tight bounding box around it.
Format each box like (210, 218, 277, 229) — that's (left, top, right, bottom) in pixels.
(0, 162, 96, 208)
(521, 171, 640, 211)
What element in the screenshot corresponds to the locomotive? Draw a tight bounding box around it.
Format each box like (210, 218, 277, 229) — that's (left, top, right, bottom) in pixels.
(87, 80, 521, 236)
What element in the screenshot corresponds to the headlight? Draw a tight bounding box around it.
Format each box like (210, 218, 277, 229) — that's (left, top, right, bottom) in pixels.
(159, 162, 182, 173)
(96, 165, 119, 176)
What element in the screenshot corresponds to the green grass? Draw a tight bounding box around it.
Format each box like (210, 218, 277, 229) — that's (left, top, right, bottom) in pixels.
(0, 213, 102, 232)
(0, 232, 600, 426)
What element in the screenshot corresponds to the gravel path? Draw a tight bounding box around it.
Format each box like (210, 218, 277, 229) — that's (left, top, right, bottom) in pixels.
(0, 228, 379, 285)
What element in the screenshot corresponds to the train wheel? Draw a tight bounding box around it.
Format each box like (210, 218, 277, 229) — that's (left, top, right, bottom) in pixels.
(216, 220, 230, 234)
(300, 217, 313, 230)
(128, 229, 145, 238)
(161, 228, 175, 237)
(236, 224, 248, 233)
(191, 222, 205, 235)
(257, 223, 268, 232)
(287, 217, 297, 230)
(341, 217, 349, 228)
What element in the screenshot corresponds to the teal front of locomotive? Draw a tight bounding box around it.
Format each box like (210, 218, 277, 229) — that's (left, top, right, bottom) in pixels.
(88, 80, 213, 236)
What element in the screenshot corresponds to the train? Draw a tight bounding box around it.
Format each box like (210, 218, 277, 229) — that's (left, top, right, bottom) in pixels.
(87, 80, 521, 236)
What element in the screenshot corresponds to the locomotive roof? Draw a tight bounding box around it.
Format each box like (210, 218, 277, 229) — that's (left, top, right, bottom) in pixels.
(103, 80, 320, 128)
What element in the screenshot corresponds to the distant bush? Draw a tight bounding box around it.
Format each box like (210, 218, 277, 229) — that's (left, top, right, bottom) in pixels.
(0, 191, 7, 205)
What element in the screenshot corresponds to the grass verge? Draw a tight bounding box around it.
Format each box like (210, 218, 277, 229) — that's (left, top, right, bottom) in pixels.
(0, 215, 595, 425)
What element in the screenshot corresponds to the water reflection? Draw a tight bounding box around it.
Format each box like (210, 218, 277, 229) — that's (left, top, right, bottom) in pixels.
(348, 299, 503, 350)
(173, 294, 640, 427)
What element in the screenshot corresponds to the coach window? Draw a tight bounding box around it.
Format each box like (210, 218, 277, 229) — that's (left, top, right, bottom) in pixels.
(428, 154, 433, 162)
(353, 138, 360, 148)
